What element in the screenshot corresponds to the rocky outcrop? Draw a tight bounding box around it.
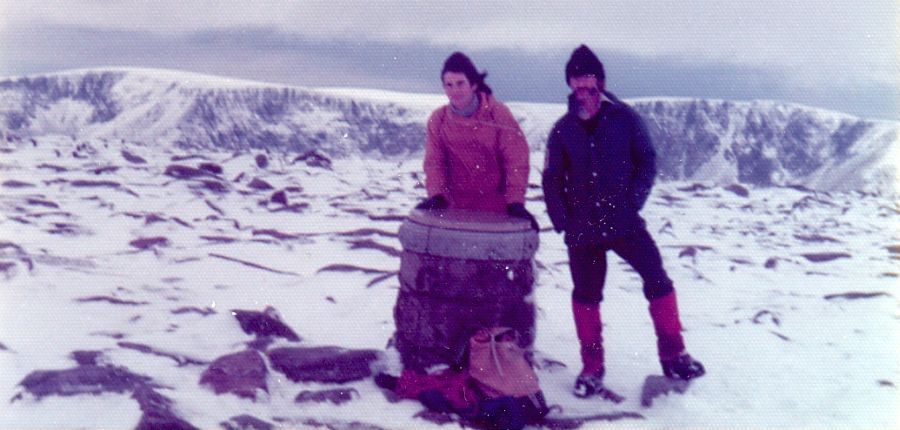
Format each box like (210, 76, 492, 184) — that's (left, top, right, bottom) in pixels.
(14, 352, 199, 430)
(232, 307, 301, 342)
(199, 350, 268, 400)
(267, 346, 380, 384)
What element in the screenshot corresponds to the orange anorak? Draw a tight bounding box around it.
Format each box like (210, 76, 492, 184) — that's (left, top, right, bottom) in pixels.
(423, 93, 530, 213)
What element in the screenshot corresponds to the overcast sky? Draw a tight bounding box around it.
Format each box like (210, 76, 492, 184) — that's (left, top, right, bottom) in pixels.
(2, 1, 898, 120)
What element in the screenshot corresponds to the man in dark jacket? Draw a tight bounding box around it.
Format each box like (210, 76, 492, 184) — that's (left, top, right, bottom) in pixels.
(542, 45, 704, 399)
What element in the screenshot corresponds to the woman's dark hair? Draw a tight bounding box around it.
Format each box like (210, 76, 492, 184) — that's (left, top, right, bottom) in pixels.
(441, 52, 492, 95)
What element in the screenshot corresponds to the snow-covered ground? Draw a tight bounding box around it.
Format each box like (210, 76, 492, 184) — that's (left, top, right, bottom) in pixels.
(0, 136, 897, 429)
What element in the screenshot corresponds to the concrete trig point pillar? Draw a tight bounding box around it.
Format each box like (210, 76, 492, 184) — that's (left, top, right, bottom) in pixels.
(394, 208, 539, 372)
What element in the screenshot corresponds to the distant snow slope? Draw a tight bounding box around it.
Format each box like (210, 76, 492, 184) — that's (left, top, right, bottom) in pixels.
(1, 68, 897, 192)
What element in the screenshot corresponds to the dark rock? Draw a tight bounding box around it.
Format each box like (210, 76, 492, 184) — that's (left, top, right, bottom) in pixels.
(165, 165, 209, 180)
(200, 350, 268, 400)
(0, 261, 16, 276)
(271, 190, 288, 205)
(295, 387, 359, 405)
(678, 247, 698, 259)
(171, 306, 216, 316)
(764, 257, 778, 269)
(316, 264, 391, 275)
(130, 236, 170, 250)
(336, 228, 399, 238)
(246, 337, 276, 351)
(92, 166, 120, 175)
(794, 234, 841, 243)
(37, 163, 68, 172)
(71, 179, 120, 188)
(121, 150, 147, 164)
(724, 183, 750, 197)
(801, 252, 851, 263)
(247, 178, 274, 190)
(145, 213, 167, 224)
(133, 385, 200, 430)
(751, 310, 781, 326)
(824, 291, 890, 301)
(171, 154, 208, 162)
(232, 307, 301, 342)
(252, 229, 301, 240)
(785, 184, 814, 193)
(46, 222, 88, 236)
(198, 162, 223, 175)
(26, 198, 59, 208)
(2, 180, 35, 188)
(200, 180, 229, 193)
(269, 203, 309, 213)
(18, 365, 155, 399)
(205, 199, 225, 215)
(268, 346, 380, 384)
(75, 296, 149, 306)
(118, 342, 208, 366)
(255, 154, 269, 169)
(292, 151, 332, 170)
(348, 239, 401, 258)
(791, 195, 837, 211)
(221, 415, 275, 430)
(199, 235, 238, 244)
(367, 214, 407, 222)
(70, 350, 103, 366)
(295, 418, 387, 430)
(676, 183, 712, 192)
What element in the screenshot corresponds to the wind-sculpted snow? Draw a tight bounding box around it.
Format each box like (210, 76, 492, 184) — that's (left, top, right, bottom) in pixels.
(1, 68, 897, 192)
(0, 135, 897, 429)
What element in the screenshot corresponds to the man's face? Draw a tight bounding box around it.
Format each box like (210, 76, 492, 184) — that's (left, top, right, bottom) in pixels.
(568, 74, 603, 117)
(443, 71, 478, 110)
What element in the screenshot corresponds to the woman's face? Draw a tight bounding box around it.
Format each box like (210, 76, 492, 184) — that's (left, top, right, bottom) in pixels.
(442, 71, 477, 110)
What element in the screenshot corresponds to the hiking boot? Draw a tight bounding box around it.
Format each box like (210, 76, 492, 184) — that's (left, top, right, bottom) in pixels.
(573, 372, 623, 403)
(661, 353, 705, 380)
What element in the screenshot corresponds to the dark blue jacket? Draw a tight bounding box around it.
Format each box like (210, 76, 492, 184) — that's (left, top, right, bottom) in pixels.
(542, 92, 656, 246)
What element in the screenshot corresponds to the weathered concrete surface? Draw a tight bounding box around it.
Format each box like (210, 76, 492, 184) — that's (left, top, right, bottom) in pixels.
(394, 209, 539, 371)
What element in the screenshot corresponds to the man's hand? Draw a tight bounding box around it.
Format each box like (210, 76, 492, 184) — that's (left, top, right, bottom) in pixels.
(507, 203, 539, 231)
(415, 194, 448, 211)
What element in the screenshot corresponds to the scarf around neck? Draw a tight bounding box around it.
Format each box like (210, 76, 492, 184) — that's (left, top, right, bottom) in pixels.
(450, 93, 481, 117)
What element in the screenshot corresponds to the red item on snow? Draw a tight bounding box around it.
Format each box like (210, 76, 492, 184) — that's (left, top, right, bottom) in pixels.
(395, 368, 479, 412)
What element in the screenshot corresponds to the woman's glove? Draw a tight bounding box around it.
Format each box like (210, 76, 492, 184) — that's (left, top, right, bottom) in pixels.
(506, 203, 539, 231)
(415, 194, 449, 211)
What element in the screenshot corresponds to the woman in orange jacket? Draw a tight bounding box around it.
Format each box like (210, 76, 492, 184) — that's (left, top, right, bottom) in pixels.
(417, 52, 538, 230)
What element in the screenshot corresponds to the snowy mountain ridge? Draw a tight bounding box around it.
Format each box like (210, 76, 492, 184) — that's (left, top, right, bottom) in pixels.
(1, 68, 897, 192)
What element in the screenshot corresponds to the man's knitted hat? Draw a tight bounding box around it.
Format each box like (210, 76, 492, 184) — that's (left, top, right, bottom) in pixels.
(565, 45, 605, 83)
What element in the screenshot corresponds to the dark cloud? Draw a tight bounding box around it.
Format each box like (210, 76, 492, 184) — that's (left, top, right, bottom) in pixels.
(1, 25, 896, 120)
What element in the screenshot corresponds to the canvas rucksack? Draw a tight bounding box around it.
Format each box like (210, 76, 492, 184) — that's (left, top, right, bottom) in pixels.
(390, 327, 549, 430)
(466, 327, 549, 430)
